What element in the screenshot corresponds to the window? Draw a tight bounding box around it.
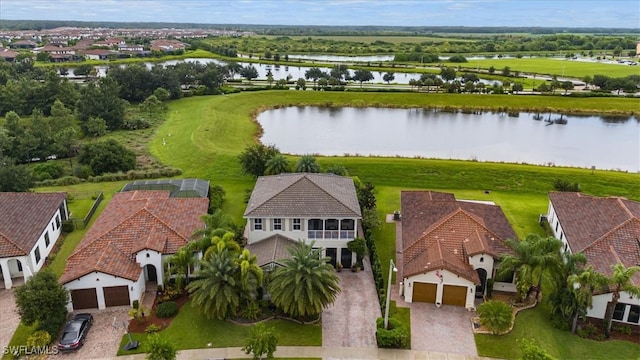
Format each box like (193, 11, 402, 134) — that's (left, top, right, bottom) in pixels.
(613, 303, 626, 321)
(496, 270, 515, 283)
(17, 261, 22, 272)
(627, 305, 640, 324)
(55, 215, 61, 229)
(628, 305, 640, 324)
(44, 232, 50, 247)
(308, 219, 323, 230)
(254, 218, 263, 231)
(560, 232, 563, 241)
(326, 219, 339, 230)
(293, 218, 301, 230)
(555, 222, 559, 232)
(273, 218, 282, 230)
(340, 219, 355, 230)
(34, 247, 41, 264)
(51, 223, 54, 231)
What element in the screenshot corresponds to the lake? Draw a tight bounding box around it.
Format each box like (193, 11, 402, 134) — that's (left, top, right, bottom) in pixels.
(257, 107, 640, 172)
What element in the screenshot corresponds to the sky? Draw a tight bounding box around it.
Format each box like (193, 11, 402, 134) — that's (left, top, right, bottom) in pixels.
(0, 0, 638, 28)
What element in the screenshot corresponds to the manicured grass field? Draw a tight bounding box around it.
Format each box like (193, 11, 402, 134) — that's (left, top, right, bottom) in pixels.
(475, 304, 640, 359)
(462, 57, 638, 78)
(271, 35, 478, 44)
(117, 300, 321, 355)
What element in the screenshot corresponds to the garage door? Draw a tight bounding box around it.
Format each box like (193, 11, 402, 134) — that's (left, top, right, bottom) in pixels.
(103, 286, 130, 307)
(412, 282, 437, 303)
(71, 288, 98, 310)
(442, 285, 467, 306)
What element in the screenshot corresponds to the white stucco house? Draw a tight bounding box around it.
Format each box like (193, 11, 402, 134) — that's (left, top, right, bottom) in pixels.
(60, 189, 208, 311)
(398, 191, 518, 309)
(243, 173, 362, 268)
(548, 192, 640, 326)
(0, 192, 69, 289)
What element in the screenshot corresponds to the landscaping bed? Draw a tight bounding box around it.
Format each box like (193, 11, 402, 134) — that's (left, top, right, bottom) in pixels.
(128, 291, 190, 333)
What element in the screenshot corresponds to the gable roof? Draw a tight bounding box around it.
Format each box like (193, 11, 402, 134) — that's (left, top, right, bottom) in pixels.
(401, 191, 516, 281)
(0, 192, 66, 258)
(550, 192, 640, 285)
(244, 173, 361, 218)
(60, 190, 208, 283)
(245, 234, 297, 267)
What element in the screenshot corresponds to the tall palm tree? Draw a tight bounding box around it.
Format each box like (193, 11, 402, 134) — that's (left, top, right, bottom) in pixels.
(268, 241, 340, 319)
(497, 234, 563, 301)
(187, 249, 241, 320)
(238, 249, 263, 300)
(264, 154, 290, 175)
(294, 155, 321, 173)
(603, 263, 640, 337)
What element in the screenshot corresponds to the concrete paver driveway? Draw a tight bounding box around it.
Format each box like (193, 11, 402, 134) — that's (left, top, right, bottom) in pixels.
(392, 284, 478, 355)
(322, 258, 382, 348)
(53, 306, 130, 360)
(0, 288, 20, 352)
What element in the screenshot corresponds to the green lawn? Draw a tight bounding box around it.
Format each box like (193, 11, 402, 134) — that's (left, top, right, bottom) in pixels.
(462, 57, 638, 79)
(475, 304, 640, 359)
(118, 300, 321, 356)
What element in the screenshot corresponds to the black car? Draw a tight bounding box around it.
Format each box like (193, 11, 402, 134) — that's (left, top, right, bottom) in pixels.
(57, 313, 93, 351)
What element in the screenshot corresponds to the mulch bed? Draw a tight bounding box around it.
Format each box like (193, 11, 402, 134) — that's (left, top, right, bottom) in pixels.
(582, 318, 640, 344)
(128, 292, 190, 333)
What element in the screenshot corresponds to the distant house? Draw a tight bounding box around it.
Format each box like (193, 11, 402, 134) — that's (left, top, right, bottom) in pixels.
(77, 49, 114, 60)
(243, 173, 362, 268)
(547, 192, 640, 325)
(399, 191, 517, 309)
(150, 39, 187, 53)
(60, 189, 208, 310)
(9, 39, 37, 49)
(0, 48, 18, 62)
(0, 192, 69, 289)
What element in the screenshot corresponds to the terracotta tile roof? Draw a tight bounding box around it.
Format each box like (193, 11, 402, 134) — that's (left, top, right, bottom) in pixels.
(60, 191, 207, 283)
(550, 192, 640, 286)
(245, 234, 297, 267)
(0, 192, 67, 257)
(549, 192, 639, 252)
(244, 173, 361, 218)
(401, 191, 516, 281)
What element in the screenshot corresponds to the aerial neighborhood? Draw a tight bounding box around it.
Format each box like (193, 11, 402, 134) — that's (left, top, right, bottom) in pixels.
(0, 3, 639, 360)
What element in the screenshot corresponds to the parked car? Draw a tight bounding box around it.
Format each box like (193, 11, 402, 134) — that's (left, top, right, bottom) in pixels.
(57, 313, 93, 351)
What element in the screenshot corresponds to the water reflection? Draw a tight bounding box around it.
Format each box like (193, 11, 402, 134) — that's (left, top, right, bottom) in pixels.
(257, 107, 639, 172)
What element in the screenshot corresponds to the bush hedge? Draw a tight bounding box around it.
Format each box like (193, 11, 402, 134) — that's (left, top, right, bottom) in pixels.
(156, 301, 178, 318)
(375, 317, 409, 348)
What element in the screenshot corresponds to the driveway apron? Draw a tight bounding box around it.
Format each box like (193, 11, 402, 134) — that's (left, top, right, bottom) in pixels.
(0, 288, 20, 352)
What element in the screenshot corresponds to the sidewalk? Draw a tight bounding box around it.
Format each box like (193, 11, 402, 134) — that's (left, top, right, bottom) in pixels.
(113, 346, 497, 360)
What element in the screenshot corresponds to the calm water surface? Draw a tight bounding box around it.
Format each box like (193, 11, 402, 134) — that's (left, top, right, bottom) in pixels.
(258, 107, 640, 172)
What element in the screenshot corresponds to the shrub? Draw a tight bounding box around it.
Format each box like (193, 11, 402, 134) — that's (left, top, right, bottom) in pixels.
(61, 220, 75, 233)
(477, 300, 513, 334)
(158, 286, 181, 303)
(26, 330, 51, 348)
(240, 301, 261, 321)
(553, 178, 580, 192)
(520, 338, 557, 360)
(132, 300, 139, 310)
(145, 324, 162, 334)
(156, 301, 178, 318)
(375, 317, 409, 348)
(145, 334, 176, 360)
(122, 117, 151, 130)
(32, 161, 64, 181)
(128, 306, 149, 323)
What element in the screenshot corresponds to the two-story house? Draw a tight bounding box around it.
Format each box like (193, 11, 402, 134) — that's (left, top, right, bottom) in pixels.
(244, 173, 362, 268)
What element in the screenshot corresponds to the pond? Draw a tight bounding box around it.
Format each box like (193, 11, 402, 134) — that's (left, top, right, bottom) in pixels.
(257, 107, 640, 172)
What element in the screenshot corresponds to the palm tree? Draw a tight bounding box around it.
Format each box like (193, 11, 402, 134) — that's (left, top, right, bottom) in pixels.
(187, 249, 241, 320)
(264, 154, 290, 175)
(497, 234, 563, 301)
(203, 231, 241, 260)
(567, 266, 606, 333)
(164, 246, 196, 291)
(477, 300, 513, 334)
(268, 241, 341, 319)
(190, 209, 234, 248)
(294, 155, 320, 173)
(238, 249, 263, 300)
(603, 263, 640, 337)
